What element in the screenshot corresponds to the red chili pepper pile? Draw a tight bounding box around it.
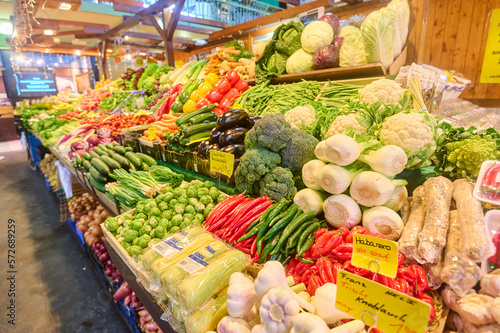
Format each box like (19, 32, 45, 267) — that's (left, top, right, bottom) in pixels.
(203, 194, 272, 255)
(79, 114, 156, 136)
(285, 225, 435, 322)
(157, 84, 184, 119)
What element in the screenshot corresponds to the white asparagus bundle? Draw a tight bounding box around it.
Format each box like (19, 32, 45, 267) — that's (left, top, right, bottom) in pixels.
(417, 176, 454, 264)
(453, 179, 495, 262)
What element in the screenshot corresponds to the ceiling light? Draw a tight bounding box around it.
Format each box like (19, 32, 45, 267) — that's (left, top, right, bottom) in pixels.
(126, 54, 131, 60)
(0, 22, 13, 35)
(45, 48, 50, 52)
(124, 35, 129, 40)
(75, 50, 81, 56)
(37, 59, 44, 65)
(44, 29, 54, 35)
(54, 63, 59, 66)
(59, 3, 72, 10)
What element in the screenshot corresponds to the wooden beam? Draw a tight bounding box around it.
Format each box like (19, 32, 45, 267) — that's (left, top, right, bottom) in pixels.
(177, 23, 213, 35)
(75, 33, 102, 39)
(208, 0, 335, 41)
(31, 18, 60, 31)
(165, 0, 185, 66)
(125, 31, 163, 41)
(277, 0, 300, 6)
(113, 2, 143, 14)
(179, 15, 229, 29)
(56, 30, 85, 36)
(100, 40, 109, 79)
(98, 0, 176, 40)
(84, 27, 108, 34)
(147, 15, 167, 40)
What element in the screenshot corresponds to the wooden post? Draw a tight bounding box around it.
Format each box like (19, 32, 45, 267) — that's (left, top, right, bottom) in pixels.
(100, 40, 110, 79)
(164, 0, 185, 66)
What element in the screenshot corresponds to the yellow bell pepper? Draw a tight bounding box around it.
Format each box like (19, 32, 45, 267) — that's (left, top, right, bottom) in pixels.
(190, 90, 204, 103)
(198, 82, 213, 94)
(183, 99, 197, 113)
(204, 73, 219, 86)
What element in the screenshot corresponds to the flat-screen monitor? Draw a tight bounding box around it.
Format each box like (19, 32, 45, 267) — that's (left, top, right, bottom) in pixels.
(3, 71, 57, 98)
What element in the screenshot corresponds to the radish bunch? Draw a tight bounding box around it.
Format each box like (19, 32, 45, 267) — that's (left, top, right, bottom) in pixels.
(92, 242, 123, 284)
(138, 308, 163, 333)
(114, 282, 142, 308)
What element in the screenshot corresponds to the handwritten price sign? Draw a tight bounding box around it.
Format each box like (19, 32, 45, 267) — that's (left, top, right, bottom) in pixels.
(336, 271, 430, 333)
(352, 234, 398, 278)
(210, 151, 235, 178)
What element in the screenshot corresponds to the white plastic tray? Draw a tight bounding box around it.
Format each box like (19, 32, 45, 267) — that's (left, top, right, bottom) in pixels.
(473, 160, 500, 206)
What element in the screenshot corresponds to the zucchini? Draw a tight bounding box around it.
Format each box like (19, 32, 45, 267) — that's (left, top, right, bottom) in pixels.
(189, 112, 218, 125)
(82, 160, 92, 172)
(125, 147, 133, 152)
(91, 158, 111, 176)
(125, 152, 142, 168)
(112, 141, 121, 146)
(182, 122, 217, 137)
(185, 131, 211, 146)
(82, 152, 91, 160)
(89, 151, 101, 160)
(99, 155, 122, 170)
(135, 153, 158, 166)
(94, 147, 110, 157)
(87, 174, 106, 193)
(110, 153, 130, 169)
(113, 145, 127, 155)
(98, 144, 108, 151)
(176, 104, 218, 126)
(90, 166, 108, 183)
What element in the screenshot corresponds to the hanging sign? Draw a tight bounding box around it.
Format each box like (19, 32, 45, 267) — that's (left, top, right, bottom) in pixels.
(351, 234, 399, 278)
(210, 151, 234, 177)
(480, 8, 500, 83)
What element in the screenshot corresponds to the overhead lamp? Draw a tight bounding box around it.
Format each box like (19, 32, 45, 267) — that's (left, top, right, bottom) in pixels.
(124, 35, 129, 40)
(59, 3, 72, 10)
(45, 48, 50, 52)
(75, 50, 81, 56)
(125, 54, 131, 60)
(44, 29, 54, 35)
(0, 22, 13, 35)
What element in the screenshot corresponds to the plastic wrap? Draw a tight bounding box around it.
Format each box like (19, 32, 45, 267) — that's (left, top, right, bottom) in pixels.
(417, 176, 453, 264)
(160, 240, 230, 297)
(423, 252, 443, 290)
(453, 179, 495, 262)
(400, 197, 412, 225)
(184, 292, 229, 333)
(178, 249, 249, 312)
(440, 210, 482, 297)
(398, 186, 426, 263)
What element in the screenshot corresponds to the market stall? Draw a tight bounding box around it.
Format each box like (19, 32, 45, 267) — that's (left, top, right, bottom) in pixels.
(8, 0, 500, 332)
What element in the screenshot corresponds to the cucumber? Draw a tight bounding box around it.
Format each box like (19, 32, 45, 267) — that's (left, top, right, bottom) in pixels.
(82, 152, 91, 160)
(176, 104, 218, 126)
(125, 147, 133, 152)
(182, 122, 217, 137)
(82, 160, 92, 172)
(74, 154, 83, 166)
(125, 152, 142, 168)
(90, 166, 108, 183)
(89, 151, 101, 160)
(112, 141, 121, 146)
(94, 147, 110, 157)
(87, 174, 106, 193)
(99, 155, 121, 170)
(98, 144, 108, 151)
(91, 158, 111, 176)
(135, 152, 158, 166)
(113, 145, 127, 155)
(189, 112, 218, 125)
(110, 153, 130, 169)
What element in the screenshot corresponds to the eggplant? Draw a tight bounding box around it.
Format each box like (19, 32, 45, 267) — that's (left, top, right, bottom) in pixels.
(245, 115, 261, 128)
(217, 109, 249, 130)
(220, 144, 245, 158)
(210, 127, 222, 144)
(219, 127, 249, 147)
(206, 143, 220, 157)
(197, 140, 211, 158)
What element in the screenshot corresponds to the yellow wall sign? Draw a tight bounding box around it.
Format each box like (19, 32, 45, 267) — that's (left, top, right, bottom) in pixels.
(480, 8, 500, 83)
(210, 151, 235, 177)
(352, 234, 398, 278)
(336, 271, 430, 333)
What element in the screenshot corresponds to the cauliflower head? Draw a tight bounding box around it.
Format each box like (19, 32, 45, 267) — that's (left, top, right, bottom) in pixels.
(326, 113, 368, 137)
(280, 128, 319, 174)
(379, 112, 437, 168)
(359, 79, 405, 104)
(245, 114, 292, 152)
(284, 105, 316, 130)
(259, 166, 297, 201)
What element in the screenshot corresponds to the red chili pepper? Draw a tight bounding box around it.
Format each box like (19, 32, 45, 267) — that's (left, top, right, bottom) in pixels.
(417, 294, 436, 322)
(315, 228, 328, 241)
(331, 262, 342, 283)
(398, 252, 405, 267)
(308, 275, 323, 296)
(346, 226, 367, 243)
(214, 78, 231, 94)
(205, 194, 243, 226)
(290, 274, 301, 285)
(354, 266, 373, 279)
(395, 278, 411, 295)
(365, 232, 385, 239)
(214, 229, 224, 237)
(218, 198, 252, 230)
(301, 269, 313, 284)
(316, 258, 331, 284)
(251, 237, 257, 257)
(225, 69, 240, 86)
(206, 88, 223, 103)
(332, 243, 353, 261)
(336, 227, 349, 240)
(239, 247, 251, 254)
(229, 214, 261, 243)
(378, 275, 397, 290)
(397, 265, 417, 284)
(223, 197, 269, 237)
(322, 257, 336, 283)
(342, 261, 358, 274)
(328, 256, 342, 264)
(286, 257, 299, 275)
(295, 261, 313, 276)
(310, 243, 321, 259)
(414, 265, 428, 296)
(320, 234, 342, 256)
(234, 79, 249, 92)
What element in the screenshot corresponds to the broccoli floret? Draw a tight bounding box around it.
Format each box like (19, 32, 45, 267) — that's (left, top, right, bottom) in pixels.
(259, 166, 297, 201)
(279, 128, 319, 174)
(245, 114, 292, 152)
(234, 147, 281, 193)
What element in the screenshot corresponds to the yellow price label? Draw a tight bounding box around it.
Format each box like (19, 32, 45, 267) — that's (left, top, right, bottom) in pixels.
(134, 110, 148, 118)
(210, 151, 235, 178)
(481, 8, 500, 83)
(336, 271, 430, 333)
(148, 125, 157, 141)
(233, 104, 243, 109)
(352, 234, 398, 278)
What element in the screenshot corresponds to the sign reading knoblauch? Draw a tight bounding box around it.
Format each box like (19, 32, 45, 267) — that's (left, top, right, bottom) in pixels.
(351, 234, 398, 278)
(336, 270, 431, 333)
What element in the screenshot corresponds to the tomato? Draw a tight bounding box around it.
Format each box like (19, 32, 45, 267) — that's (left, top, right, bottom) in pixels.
(225, 69, 240, 86)
(214, 78, 231, 94)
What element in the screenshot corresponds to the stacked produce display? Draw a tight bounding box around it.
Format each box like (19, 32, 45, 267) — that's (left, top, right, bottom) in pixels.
(19, 1, 500, 331)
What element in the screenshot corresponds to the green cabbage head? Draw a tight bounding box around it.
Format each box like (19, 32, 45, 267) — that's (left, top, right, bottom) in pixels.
(339, 26, 367, 67)
(286, 49, 314, 74)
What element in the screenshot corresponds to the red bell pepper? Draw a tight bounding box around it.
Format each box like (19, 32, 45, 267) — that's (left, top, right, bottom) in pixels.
(332, 243, 353, 261)
(215, 78, 231, 94)
(212, 107, 224, 116)
(225, 69, 240, 86)
(235, 79, 249, 92)
(196, 97, 211, 109)
(206, 88, 223, 103)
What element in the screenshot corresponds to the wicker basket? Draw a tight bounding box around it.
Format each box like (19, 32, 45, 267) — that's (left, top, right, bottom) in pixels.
(247, 262, 263, 279)
(427, 289, 448, 333)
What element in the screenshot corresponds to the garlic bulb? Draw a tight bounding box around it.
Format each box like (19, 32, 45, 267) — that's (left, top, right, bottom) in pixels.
(481, 269, 500, 297)
(457, 294, 496, 326)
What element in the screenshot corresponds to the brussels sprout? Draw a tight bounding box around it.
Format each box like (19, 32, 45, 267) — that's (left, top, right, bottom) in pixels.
(188, 197, 199, 206)
(184, 205, 196, 215)
(149, 217, 159, 228)
(208, 187, 219, 200)
(123, 229, 138, 242)
(174, 205, 185, 215)
(158, 202, 169, 212)
(186, 188, 197, 198)
(135, 213, 147, 220)
(197, 187, 210, 199)
(178, 197, 189, 205)
(171, 214, 183, 226)
(161, 210, 174, 220)
(183, 213, 194, 221)
(203, 180, 213, 188)
(120, 241, 131, 248)
(162, 185, 174, 194)
(149, 207, 161, 217)
(155, 226, 166, 239)
(173, 188, 186, 198)
(200, 195, 212, 205)
(169, 226, 180, 234)
(131, 221, 143, 231)
(128, 245, 142, 255)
